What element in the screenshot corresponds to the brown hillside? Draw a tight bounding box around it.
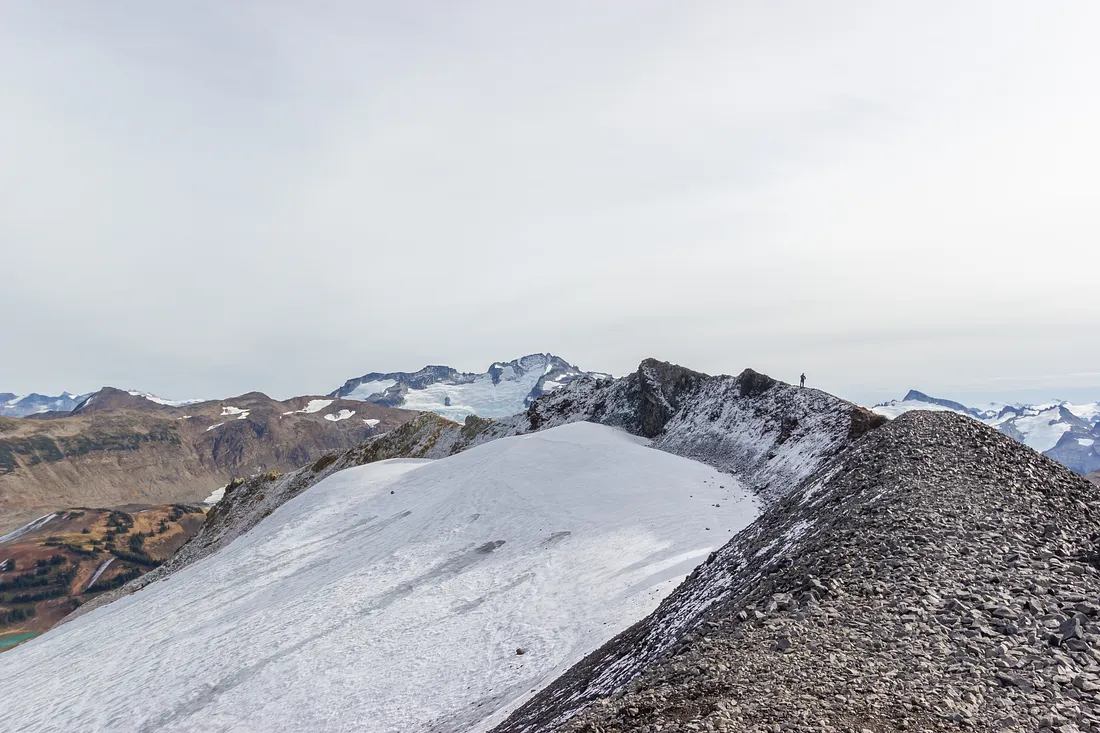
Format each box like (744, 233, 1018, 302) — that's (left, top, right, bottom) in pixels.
(0, 390, 416, 534)
(0, 504, 205, 649)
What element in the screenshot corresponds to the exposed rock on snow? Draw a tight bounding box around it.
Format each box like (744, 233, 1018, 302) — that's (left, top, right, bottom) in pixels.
(494, 411, 1100, 733)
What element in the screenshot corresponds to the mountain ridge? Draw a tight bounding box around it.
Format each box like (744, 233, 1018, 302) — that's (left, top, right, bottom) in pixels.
(0, 390, 417, 534)
(1, 392, 92, 418)
(330, 352, 610, 421)
(66, 359, 881, 625)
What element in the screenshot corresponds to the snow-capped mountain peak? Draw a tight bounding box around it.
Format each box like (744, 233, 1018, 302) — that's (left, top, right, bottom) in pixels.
(124, 390, 204, 407)
(873, 390, 1100, 474)
(0, 391, 92, 417)
(330, 353, 610, 421)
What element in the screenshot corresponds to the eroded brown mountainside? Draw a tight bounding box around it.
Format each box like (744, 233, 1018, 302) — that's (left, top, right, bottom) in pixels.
(0, 388, 416, 533)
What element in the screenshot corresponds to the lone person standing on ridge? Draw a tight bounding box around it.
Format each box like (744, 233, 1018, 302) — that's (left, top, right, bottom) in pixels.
(800, 373, 806, 388)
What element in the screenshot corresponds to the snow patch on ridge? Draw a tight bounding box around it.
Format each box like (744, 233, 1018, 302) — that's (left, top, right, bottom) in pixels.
(323, 409, 355, 422)
(0, 423, 758, 733)
(345, 380, 397, 400)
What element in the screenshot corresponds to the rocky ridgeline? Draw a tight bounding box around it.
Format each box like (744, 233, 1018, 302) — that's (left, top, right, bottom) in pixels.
(67, 360, 871, 625)
(495, 411, 1100, 733)
(517, 359, 882, 499)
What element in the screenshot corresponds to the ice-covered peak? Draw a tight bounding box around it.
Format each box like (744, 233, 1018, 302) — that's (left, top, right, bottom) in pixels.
(873, 390, 1100, 474)
(0, 391, 93, 417)
(330, 353, 608, 421)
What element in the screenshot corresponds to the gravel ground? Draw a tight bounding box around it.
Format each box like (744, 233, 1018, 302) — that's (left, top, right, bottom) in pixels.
(495, 411, 1100, 733)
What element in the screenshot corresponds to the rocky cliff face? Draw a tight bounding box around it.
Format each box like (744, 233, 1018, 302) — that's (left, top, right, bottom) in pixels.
(518, 359, 884, 499)
(494, 411, 1100, 733)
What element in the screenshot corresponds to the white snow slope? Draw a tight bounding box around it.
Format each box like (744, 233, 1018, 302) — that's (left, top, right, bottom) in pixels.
(0, 422, 758, 733)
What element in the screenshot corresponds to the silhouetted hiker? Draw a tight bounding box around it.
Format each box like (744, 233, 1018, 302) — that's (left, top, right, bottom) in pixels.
(800, 373, 806, 388)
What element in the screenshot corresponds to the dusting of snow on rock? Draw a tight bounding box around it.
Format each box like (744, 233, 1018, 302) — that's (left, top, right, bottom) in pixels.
(0, 423, 757, 733)
(323, 409, 355, 422)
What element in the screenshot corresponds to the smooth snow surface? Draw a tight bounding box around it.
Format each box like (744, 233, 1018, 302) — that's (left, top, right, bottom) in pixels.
(1, 423, 757, 733)
(1078, 438, 1096, 447)
(127, 390, 202, 407)
(220, 405, 247, 416)
(323, 409, 355, 422)
(344, 380, 397, 400)
(364, 418, 381, 428)
(282, 399, 336, 416)
(205, 422, 225, 432)
(203, 486, 226, 505)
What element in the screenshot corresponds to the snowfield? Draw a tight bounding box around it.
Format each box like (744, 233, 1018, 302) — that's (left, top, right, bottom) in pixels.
(398, 366, 553, 421)
(0, 422, 758, 733)
(282, 398, 335, 416)
(324, 408, 355, 422)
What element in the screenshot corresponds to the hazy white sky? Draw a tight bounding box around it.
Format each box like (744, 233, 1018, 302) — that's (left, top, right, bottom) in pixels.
(2, 1, 1098, 406)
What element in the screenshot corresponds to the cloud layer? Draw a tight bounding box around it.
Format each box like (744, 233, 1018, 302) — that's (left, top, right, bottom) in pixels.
(2, 1, 1098, 405)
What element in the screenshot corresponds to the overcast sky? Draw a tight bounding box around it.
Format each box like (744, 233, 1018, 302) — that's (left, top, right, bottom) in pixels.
(2, 1, 1099, 406)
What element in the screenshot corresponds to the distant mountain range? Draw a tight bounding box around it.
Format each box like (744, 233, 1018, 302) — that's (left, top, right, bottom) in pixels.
(874, 389, 1100, 473)
(0, 386, 415, 535)
(329, 353, 610, 421)
(1, 392, 92, 418)
(4, 354, 609, 424)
